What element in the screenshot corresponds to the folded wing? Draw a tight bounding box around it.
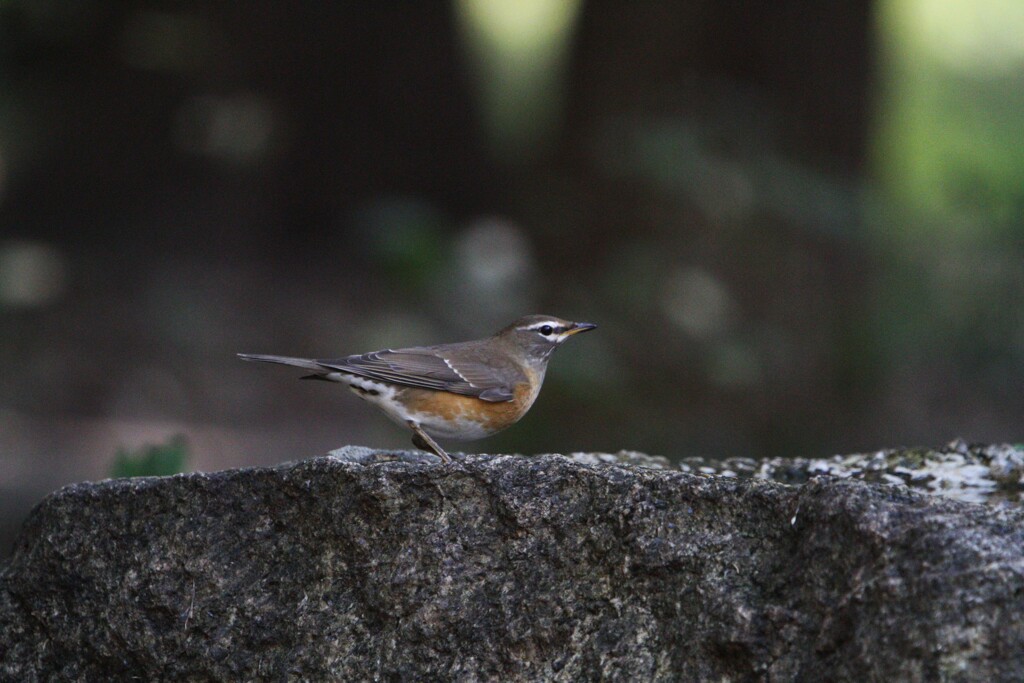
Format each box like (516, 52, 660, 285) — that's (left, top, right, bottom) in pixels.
(316, 348, 516, 402)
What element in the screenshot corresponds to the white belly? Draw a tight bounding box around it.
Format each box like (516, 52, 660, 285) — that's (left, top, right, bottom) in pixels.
(339, 375, 492, 441)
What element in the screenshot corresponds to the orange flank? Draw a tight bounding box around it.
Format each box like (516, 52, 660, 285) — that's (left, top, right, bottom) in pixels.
(397, 380, 540, 434)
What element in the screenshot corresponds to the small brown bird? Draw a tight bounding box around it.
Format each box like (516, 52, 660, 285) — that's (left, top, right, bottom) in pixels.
(239, 315, 596, 461)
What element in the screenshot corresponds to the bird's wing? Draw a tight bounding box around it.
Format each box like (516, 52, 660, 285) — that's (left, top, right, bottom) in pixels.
(316, 347, 517, 402)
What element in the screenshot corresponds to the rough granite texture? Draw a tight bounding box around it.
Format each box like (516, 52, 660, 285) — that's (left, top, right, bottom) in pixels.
(2, 446, 1024, 681)
(675, 439, 1024, 506)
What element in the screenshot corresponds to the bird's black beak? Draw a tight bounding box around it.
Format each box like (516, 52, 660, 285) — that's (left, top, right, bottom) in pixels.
(567, 322, 597, 335)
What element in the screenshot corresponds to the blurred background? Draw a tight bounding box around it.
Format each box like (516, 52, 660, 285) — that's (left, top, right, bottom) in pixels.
(1, 1, 1022, 556)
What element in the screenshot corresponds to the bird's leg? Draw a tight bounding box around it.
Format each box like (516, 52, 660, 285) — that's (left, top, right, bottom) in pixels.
(407, 421, 451, 463)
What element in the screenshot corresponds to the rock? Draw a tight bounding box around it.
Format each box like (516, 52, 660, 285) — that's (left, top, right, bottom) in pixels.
(679, 439, 1024, 507)
(2, 447, 1024, 681)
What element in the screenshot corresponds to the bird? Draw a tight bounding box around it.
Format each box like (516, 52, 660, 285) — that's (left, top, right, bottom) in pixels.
(238, 315, 596, 462)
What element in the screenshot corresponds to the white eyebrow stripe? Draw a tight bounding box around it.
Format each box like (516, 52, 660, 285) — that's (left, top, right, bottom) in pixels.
(442, 356, 472, 384)
(525, 321, 564, 330)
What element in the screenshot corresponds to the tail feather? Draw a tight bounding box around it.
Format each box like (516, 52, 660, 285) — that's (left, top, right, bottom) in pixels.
(237, 353, 323, 372)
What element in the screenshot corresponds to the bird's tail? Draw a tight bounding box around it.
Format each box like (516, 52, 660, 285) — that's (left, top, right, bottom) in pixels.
(236, 353, 323, 372)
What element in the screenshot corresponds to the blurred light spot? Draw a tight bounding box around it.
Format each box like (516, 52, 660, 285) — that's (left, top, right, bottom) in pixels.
(662, 267, 735, 339)
(174, 95, 275, 165)
(709, 341, 765, 389)
(875, 0, 1024, 231)
(903, 0, 1024, 75)
(0, 241, 66, 308)
(458, 218, 534, 286)
(446, 217, 537, 326)
(121, 10, 212, 72)
(455, 0, 583, 162)
(457, 0, 580, 50)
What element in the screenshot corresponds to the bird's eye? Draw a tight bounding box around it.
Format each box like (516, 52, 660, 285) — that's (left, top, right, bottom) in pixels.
(539, 325, 554, 336)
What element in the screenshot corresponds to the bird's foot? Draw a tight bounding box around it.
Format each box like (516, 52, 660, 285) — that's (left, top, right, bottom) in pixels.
(408, 421, 451, 463)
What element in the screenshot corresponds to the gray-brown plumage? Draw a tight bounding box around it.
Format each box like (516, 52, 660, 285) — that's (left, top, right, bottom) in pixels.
(239, 315, 596, 461)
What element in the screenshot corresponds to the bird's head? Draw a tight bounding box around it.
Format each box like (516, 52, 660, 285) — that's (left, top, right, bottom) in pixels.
(497, 315, 597, 363)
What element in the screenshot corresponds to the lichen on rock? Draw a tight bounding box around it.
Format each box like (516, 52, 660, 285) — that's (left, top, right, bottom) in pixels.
(678, 439, 1024, 506)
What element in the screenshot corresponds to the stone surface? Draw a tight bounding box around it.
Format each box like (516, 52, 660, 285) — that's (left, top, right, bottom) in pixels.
(3, 447, 1024, 681)
(678, 439, 1024, 506)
